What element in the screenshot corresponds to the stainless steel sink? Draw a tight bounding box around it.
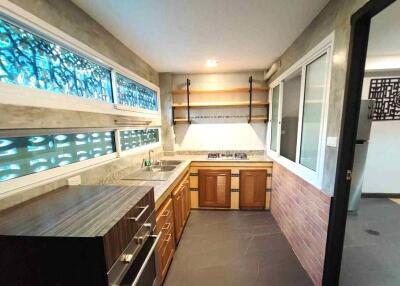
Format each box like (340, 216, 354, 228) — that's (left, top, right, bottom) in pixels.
(150, 165, 176, 172)
(122, 164, 178, 181)
(159, 160, 182, 166)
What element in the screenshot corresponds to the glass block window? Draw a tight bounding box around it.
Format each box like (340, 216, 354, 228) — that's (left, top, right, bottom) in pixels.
(0, 131, 115, 182)
(120, 128, 160, 151)
(116, 73, 158, 111)
(0, 18, 113, 103)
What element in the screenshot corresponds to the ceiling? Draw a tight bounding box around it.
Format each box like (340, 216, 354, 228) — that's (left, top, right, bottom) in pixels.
(72, 0, 329, 73)
(368, 0, 400, 57)
(366, 1, 400, 70)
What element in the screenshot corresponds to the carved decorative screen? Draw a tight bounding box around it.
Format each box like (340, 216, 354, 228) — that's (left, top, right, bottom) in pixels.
(369, 78, 400, 121)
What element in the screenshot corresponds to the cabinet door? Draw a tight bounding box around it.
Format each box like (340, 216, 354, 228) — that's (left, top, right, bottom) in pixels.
(185, 179, 191, 218)
(239, 170, 267, 209)
(155, 198, 175, 284)
(172, 188, 184, 242)
(198, 169, 231, 208)
(181, 185, 188, 223)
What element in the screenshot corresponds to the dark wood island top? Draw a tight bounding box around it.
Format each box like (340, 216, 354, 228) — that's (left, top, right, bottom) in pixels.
(0, 184, 156, 286)
(0, 185, 153, 237)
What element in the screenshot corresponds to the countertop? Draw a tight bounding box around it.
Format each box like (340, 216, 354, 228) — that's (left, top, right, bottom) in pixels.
(0, 185, 152, 237)
(112, 155, 273, 206)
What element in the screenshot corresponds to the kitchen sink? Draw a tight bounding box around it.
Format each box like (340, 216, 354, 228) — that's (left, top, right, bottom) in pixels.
(150, 165, 176, 172)
(122, 163, 178, 181)
(153, 160, 182, 167)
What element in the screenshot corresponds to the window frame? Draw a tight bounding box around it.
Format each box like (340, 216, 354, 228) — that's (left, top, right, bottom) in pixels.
(0, 126, 163, 197)
(117, 127, 162, 157)
(267, 33, 334, 188)
(0, 2, 161, 118)
(0, 128, 118, 198)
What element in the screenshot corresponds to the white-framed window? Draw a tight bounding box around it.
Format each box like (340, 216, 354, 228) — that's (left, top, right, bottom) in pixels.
(0, 126, 163, 197)
(0, 2, 160, 118)
(0, 129, 118, 197)
(117, 127, 162, 157)
(267, 33, 334, 188)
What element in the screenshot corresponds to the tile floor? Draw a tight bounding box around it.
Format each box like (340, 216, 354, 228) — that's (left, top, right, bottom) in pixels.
(340, 198, 400, 286)
(164, 210, 313, 286)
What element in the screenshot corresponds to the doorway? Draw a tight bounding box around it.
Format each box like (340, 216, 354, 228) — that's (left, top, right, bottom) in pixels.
(323, 0, 399, 285)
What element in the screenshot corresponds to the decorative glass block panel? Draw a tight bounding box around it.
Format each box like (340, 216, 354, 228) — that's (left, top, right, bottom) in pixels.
(120, 128, 160, 151)
(0, 131, 115, 182)
(0, 18, 113, 103)
(116, 73, 158, 111)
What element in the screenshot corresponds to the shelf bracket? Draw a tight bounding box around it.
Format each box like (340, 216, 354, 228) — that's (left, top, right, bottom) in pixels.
(172, 106, 176, 125)
(187, 78, 191, 124)
(248, 76, 253, 123)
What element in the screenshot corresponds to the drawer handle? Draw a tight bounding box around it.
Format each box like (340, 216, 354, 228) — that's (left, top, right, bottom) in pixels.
(130, 233, 161, 286)
(162, 222, 171, 231)
(161, 210, 170, 217)
(128, 205, 149, 222)
(164, 234, 172, 243)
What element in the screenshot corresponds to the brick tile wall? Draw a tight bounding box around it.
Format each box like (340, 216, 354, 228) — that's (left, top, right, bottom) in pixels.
(271, 163, 331, 286)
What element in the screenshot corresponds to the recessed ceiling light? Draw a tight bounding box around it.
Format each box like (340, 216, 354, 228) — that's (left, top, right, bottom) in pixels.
(206, 59, 218, 68)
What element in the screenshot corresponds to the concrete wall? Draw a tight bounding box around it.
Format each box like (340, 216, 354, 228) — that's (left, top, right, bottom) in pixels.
(159, 73, 175, 152)
(0, 0, 161, 210)
(268, 0, 369, 196)
(161, 71, 268, 151)
(361, 71, 400, 194)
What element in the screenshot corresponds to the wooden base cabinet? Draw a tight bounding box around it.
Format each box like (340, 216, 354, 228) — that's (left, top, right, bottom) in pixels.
(156, 198, 175, 284)
(172, 174, 190, 244)
(198, 169, 231, 208)
(156, 172, 191, 284)
(239, 169, 267, 209)
(172, 187, 185, 243)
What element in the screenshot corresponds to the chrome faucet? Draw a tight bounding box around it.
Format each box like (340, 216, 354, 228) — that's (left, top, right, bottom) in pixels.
(142, 149, 154, 168)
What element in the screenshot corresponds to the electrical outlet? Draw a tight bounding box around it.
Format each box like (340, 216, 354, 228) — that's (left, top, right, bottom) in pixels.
(326, 137, 338, 147)
(67, 175, 81, 186)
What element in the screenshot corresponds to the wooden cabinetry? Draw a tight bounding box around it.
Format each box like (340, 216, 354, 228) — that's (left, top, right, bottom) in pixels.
(239, 169, 267, 209)
(198, 169, 231, 208)
(172, 186, 185, 242)
(184, 178, 191, 218)
(154, 171, 192, 283)
(156, 198, 175, 284)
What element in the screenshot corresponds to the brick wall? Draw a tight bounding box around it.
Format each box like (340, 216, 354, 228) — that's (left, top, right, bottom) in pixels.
(271, 163, 331, 286)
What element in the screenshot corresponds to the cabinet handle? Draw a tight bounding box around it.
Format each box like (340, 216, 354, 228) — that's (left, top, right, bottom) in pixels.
(164, 234, 172, 243)
(162, 222, 171, 231)
(161, 210, 170, 217)
(127, 205, 149, 222)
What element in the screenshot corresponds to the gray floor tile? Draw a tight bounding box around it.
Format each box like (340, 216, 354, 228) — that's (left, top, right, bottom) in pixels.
(163, 210, 313, 286)
(340, 198, 400, 286)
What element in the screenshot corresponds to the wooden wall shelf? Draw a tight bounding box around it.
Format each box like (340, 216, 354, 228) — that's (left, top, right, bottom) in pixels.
(172, 101, 268, 108)
(172, 77, 269, 125)
(172, 87, 267, 95)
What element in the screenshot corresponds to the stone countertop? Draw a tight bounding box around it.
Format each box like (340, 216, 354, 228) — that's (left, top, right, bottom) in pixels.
(112, 159, 191, 203)
(111, 155, 273, 206)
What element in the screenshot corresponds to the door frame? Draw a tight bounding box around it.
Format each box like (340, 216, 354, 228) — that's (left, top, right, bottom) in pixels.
(322, 0, 397, 285)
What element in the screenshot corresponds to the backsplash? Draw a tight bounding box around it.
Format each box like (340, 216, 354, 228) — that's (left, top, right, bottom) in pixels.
(161, 71, 268, 152)
(0, 146, 163, 211)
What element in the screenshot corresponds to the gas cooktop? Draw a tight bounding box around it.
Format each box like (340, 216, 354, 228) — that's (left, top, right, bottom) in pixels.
(207, 152, 248, 160)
